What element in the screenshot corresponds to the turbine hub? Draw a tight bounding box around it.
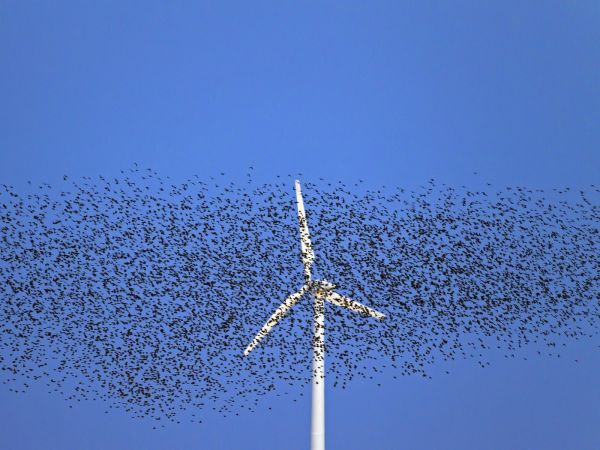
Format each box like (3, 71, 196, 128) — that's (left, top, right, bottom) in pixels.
(310, 280, 336, 291)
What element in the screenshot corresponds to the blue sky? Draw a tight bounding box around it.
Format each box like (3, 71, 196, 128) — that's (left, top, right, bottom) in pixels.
(1, 2, 599, 449)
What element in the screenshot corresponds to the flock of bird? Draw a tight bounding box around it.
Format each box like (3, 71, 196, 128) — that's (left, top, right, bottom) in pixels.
(0, 167, 598, 424)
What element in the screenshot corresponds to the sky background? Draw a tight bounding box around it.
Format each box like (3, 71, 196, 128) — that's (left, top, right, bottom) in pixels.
(1, 2, 600, 450)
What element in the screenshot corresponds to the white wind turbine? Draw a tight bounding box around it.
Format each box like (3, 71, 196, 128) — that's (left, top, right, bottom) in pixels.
(244, 180, 385, 450)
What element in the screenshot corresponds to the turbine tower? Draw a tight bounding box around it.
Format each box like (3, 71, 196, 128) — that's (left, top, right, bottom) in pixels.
(244, 180, 385, 450)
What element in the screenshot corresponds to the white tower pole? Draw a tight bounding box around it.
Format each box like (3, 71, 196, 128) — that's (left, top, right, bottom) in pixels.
(311, 290, 325, 450)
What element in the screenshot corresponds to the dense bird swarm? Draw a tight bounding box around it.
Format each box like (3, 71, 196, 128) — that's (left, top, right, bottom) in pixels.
(1, 168, 599, 423)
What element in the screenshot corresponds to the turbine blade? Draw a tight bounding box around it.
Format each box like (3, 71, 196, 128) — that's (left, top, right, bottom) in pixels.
(325, 291, 385, 320)
(295, 180, 314, 281)
(244, 285, 309, 356)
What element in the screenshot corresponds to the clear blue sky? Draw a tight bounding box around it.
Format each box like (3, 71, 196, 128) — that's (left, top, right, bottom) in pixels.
(1, 2, 599, 449)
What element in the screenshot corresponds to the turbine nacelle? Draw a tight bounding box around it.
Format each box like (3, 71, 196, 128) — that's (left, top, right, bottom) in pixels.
(310, 279, 336, 293)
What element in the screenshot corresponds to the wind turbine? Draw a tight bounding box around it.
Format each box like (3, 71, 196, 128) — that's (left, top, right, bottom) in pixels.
(244, 180, 385, 450)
